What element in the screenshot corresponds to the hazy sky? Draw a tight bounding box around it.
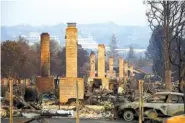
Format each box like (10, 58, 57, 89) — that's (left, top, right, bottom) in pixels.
(1, 0, 148, 26)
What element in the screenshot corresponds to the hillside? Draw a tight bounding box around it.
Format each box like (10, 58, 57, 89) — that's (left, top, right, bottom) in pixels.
(1, 23, 152, 48)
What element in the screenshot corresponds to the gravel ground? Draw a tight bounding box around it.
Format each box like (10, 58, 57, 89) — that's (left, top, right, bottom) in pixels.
(1, 118, 138, 123)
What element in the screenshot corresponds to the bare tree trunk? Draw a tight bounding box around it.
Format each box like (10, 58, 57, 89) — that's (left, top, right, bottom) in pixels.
(177, 38, 183, 92)
(178, 65, 181, 92)
(164, 1, 172, 91)
(180, 67, 185, 92)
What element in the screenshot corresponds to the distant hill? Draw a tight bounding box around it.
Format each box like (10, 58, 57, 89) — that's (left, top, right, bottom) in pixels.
(1, 23, 152, 48)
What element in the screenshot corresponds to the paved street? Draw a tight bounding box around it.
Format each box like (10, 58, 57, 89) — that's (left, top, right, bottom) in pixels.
(1, 118, 138, 123)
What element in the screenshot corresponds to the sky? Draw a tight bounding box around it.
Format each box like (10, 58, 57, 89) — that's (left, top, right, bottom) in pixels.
(1, 0, 148, 26)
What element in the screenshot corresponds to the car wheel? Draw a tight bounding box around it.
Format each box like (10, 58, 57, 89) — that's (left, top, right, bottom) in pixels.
(123, 110, 134, 122)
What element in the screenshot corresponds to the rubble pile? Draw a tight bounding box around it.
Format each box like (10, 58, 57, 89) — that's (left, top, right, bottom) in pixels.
(85, 88, 117, 105)
(77, 105, 114, 119)
(1, 74, 183, 122)
(78, 106, 102, 118)
(76, 87, 116, 119)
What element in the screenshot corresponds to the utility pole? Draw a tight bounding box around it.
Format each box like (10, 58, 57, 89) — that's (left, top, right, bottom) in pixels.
(9, 78, 13, 123)
(76, 80, 79, 123)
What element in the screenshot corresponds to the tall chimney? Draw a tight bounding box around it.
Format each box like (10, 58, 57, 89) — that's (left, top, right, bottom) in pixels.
(119, 58, 124, 78)
(66, 23, 78, 77)
(98, 44, 105, 78)
(40, 33, 50, 77)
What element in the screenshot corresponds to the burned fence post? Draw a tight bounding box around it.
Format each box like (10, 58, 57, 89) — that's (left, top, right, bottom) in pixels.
(9, 78, 13, 123)
(139, 80, 144, 123)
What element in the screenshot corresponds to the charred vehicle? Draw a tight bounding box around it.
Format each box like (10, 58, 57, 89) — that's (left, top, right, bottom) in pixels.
(115, 92, 184, 122)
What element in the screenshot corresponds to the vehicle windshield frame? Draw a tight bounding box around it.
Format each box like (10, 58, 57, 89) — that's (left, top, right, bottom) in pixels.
(144, 93, 184, 103)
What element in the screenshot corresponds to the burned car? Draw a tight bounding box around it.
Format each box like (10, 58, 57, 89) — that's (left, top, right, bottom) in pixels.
(115, 92, 184, 122)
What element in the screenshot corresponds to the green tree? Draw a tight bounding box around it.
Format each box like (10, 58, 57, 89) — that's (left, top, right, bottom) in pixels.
(107, 34, 119, 66)
(146, 26, 165, 80)
(127, 46, 136, 65)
